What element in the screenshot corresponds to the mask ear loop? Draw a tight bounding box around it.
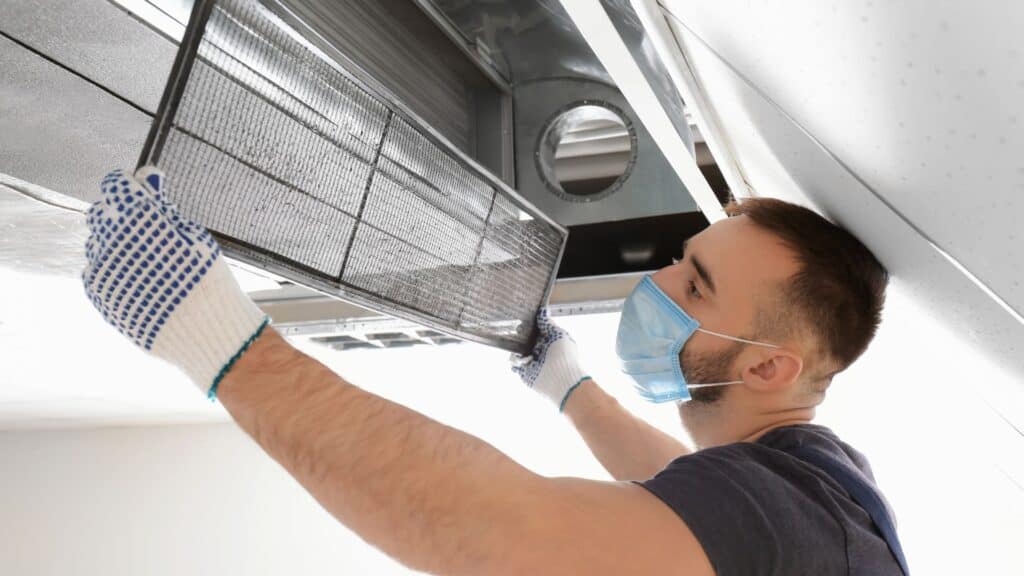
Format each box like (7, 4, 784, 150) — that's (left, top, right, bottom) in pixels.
(683, 330, 780, 390)
(686, 381, 743, 389)
(695, 327, 780, 349)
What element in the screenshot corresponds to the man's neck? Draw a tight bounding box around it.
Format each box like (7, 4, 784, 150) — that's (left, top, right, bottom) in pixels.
(740, 416, 816, 444)
(681, 403, 816, 450)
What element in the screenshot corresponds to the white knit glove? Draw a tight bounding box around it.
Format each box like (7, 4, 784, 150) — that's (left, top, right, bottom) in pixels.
(82, 167, 269, 398)
(511, 309, 591, 412)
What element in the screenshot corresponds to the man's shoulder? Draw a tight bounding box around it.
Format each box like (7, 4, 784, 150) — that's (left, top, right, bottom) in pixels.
(640, 425, 895, 575)
(658, 425, 857, 473)
(640, 426, 857, 575)
(656, 424, 872, 477)
(644, 424, 865, 536)
(754, 424, 877, 481)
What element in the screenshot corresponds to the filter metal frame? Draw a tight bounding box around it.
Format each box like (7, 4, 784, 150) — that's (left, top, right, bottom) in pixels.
(138, 0, 568, 353)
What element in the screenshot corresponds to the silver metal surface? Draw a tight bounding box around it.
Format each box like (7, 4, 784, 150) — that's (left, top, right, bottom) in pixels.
(515, 78, 697, 225)
(106, 0, 515, 180)
(0, 0, 176, 114)
(257, 0, 562, 233)
(598, 0, 693, 156)
(145, 0, 567, 353)
(0, 1, 170, 201)
(423, 0, 612, 84)
(271, 0, 507, 170)
(417, 0, 700, 226)
(625, 0, 750, 200)
(538, 102, 637, 202)
(558, 0, 723, 221)
(407, 0, 514, 90)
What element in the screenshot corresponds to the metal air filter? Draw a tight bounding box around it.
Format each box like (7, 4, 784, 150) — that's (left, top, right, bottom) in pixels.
(139, 0, 567, 353)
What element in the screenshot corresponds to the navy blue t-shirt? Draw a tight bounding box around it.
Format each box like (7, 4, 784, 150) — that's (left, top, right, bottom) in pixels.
(640, 425, 902, 575)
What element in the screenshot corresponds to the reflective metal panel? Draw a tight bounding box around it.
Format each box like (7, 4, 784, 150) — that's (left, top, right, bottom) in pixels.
(417, 0, 700, 226)
(599, 0, 692, 154)
(141, 0, 567, 352)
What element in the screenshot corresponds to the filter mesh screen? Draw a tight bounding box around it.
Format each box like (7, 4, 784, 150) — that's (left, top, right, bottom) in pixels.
(142, 0, 566, 352)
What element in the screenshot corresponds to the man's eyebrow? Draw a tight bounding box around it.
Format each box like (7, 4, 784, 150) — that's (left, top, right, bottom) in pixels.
(682, 239, 717, 295)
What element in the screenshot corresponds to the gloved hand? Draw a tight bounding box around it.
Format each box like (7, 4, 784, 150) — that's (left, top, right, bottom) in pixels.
(511, 309, 591, 412)
(82, 167, 269, 398)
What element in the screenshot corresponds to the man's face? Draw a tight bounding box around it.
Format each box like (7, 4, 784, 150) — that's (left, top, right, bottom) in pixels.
(649, 215, 800, 406)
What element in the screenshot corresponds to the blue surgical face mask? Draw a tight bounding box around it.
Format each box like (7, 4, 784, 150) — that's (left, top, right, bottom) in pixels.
(615, 275, 779, 403)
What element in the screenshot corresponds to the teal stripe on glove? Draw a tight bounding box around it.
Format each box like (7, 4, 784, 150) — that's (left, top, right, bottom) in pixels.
(510, 309, 591, 412)
(82, 167, 269, 396)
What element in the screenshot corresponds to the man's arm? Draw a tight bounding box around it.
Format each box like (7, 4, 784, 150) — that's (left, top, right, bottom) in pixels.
(562, 379, 690, 480)
(80, 169, 709, 574)
(512, 312, 689, 481)
(219, 328, 713, 576)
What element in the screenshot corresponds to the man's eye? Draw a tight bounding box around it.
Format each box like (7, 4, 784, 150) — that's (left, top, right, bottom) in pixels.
(671, 257, 681, 265)
(688, 280, 702, 299)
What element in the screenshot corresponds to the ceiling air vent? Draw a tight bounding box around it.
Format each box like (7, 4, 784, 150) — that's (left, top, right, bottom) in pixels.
(312, 329, 464, 351)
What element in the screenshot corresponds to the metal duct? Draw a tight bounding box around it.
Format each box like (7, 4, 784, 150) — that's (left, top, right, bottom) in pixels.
(273, 0, 509, 173)
(140, 0, 567, 353)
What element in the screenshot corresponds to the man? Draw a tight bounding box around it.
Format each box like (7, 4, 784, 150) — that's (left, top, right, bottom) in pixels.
(83, 167, 900, 575)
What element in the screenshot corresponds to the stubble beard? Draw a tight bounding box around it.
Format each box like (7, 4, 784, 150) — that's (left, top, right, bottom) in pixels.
(677, 341, 745, 438)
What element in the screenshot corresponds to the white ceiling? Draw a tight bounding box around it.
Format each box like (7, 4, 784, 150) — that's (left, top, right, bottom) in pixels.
(655, 0, 1024, 318)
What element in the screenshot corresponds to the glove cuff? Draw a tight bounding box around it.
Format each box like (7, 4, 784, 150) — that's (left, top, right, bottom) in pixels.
(149, 258, 269, 396)
(530, 338, 591, 412)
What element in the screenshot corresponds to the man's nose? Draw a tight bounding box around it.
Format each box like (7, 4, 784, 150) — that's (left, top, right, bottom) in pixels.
(648, 266, 674, 291)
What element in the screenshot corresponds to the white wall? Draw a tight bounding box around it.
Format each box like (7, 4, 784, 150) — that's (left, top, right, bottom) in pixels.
(0, 423, 422, 575)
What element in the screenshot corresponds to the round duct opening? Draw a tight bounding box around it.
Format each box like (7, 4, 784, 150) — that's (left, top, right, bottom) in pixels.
(536, 102, 637, 202)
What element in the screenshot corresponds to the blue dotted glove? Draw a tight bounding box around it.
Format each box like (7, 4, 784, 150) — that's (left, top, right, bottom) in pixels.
(511, 309, 591, 412)
(83, 167, 269, 398)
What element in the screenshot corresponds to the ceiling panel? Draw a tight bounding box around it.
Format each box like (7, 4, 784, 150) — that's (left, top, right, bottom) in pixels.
(0, 0, 176, 113)
(655, 0, 1024, 337)
(0, 35, 152, 202)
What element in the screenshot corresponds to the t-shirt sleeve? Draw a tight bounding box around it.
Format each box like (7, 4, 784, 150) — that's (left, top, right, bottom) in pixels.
(639, 444, 848, 576)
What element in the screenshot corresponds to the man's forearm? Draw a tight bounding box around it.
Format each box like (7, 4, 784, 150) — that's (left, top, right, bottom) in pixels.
(217, 328, 540, 575)
(563, 380, 689, 480)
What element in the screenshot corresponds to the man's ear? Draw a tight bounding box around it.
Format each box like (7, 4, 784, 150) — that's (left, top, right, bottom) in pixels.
(743, 349, 803, 392)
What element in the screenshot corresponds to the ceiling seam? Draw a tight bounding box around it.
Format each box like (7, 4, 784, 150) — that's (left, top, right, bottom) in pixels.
(0, 28, 155, 117)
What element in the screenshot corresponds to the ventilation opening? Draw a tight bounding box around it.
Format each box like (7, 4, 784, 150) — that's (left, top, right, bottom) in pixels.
(312, 329, 465, 350)
(537, 103, 636, 202)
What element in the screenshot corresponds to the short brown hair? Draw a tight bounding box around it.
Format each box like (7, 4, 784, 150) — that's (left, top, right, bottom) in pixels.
(725, 198, 888, 381)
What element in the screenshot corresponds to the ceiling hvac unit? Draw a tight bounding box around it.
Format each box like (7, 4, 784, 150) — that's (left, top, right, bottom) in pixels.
(0, 0, 714, 350)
